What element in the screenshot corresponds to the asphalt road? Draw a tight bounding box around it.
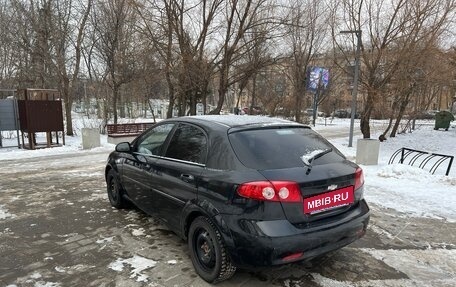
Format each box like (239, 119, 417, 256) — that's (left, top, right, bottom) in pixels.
(0, 149, 455, 286)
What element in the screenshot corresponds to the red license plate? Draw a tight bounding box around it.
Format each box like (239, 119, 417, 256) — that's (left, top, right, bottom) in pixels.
(304, 186, 354, 214)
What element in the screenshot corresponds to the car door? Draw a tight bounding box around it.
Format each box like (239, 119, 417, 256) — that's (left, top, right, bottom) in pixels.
(152, 123, 207, 228)
(122, 123, 176, 214)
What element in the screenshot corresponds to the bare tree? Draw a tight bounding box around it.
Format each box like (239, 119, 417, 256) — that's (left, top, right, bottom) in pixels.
(283, 0, 328, 123)
(92, 0, 139, 124)
(209, 0, 273, 114)
(336, 0, 456, 138)
(8, 0, 55, 88)
(7, 0, 92, 136)
(50, 0, 92, 136)
(134, 0, 179, 118)
(168, 0, 223, 116)
(386, 42, 454, 136)
(231, 17, 276, 114)
(387, 1, 455, 137)
(0, 1, 18, 88)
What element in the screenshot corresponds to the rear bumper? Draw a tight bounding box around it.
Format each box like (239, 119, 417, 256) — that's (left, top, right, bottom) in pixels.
(222, 199, 370, 267)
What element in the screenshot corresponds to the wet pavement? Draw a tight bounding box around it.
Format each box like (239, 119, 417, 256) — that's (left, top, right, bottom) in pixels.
(0, 151, 455, 286)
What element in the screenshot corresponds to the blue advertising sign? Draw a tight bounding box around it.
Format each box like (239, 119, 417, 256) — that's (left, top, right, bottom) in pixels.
(307, 67, 329, 92)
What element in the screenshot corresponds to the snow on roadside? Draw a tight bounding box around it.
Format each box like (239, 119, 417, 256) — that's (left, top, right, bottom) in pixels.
(329, 122, 456, 177)
(0, 113, 160, 161)
(5, 271, 61, 287)
(96, 237, 114, 244)
(0, 205, 15, 220)
(109, 255, 157, 282)
(33, 282, 61, 287)
(361, 249, 456, 281)
(0, 133, 114, 161)
(131, 228, 146, 237)
(311, 273, 456, 287)
(364, 164, 456, 222)
(310, 246, 456, 286)
(328, 123, 456, 222)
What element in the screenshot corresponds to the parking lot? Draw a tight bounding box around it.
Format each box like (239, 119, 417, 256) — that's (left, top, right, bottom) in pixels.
(1, 150, 455, 286)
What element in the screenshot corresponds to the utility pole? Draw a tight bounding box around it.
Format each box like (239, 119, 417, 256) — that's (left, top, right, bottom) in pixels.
(340, 30, 362, 147)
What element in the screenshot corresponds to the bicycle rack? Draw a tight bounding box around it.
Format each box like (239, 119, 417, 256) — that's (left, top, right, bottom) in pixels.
(388, 147, 454, 176)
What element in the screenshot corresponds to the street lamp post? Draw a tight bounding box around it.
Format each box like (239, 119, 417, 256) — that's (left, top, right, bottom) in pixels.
(340, 30, 361, 147)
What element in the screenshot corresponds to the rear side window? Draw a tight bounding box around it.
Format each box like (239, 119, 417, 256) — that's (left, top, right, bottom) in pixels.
(136, 123, 175, 155)
(229, 127, 344, 169)
(165, 124, 207, 164)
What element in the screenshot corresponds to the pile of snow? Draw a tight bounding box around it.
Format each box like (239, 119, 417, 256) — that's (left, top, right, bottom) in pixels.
(0, 205, 15, 220)
(5, 272, 61, 287)
(365, 164, 456, 221)
(327, 122, 456, 222)
(109, 255, 157, 282)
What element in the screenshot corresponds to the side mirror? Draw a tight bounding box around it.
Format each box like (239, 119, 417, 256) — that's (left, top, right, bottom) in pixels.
(115, 142, 131, 152)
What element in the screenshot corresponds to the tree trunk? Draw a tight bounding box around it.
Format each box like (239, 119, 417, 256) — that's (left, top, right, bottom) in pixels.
(166, 80, 175, 119)
(113, 85, 119, 124)
(249, 74, 257, 115)
(166, 99, 174, 118)
(103, 93, 109, 131)
(380, 117, 394, 140)
(380, 103, 398, 140)
(147, 100, 156, 123)
(211, 61, 229, 115)
(119, 93, 125, 118)
(62, 79, 74, 136)
(177, 93, 185, 116)
(360, 89, 376, 138)
(390, 95, 410, 137)
(294, 84, 304, 123)
(189, 92, 197, 115)
(235, 87, 243, 111)
(360, 113, 371, 138)
(203, 90, 208, 114)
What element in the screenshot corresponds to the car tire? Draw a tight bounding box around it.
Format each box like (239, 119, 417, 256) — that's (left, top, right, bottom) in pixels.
(106, 169, 127, 209)
(188, 216, 236, 283)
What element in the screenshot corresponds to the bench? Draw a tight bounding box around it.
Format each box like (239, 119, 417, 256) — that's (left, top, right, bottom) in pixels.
(106, 123, 154, 144)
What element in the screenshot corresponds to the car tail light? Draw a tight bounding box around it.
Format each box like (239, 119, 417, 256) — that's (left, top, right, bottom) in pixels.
(354, 168, 364, 190)
(237, 181, 302, 202)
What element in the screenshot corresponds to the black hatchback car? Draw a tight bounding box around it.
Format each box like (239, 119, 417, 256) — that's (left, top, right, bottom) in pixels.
(105, 115, 369, 283)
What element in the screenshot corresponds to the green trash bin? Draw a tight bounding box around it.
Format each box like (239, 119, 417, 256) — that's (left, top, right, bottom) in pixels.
(434, 111, 455, 131)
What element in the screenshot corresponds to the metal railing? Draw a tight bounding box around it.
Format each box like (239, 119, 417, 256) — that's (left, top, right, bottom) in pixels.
(388, 147, 454, 176)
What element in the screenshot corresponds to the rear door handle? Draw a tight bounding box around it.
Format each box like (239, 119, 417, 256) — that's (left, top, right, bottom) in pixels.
(180, 174, 195, 183)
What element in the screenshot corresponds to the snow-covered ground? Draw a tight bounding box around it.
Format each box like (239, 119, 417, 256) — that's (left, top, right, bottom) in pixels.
(0, 114, 156, 160)
(1, 115, 455, 223)
(314, 118, 456, 222)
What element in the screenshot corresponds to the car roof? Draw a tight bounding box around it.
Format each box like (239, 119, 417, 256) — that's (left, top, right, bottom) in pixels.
(179, 115, 304, 129)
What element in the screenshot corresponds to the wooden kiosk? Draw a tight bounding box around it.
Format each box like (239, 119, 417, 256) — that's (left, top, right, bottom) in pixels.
(17, 89, 65, 149)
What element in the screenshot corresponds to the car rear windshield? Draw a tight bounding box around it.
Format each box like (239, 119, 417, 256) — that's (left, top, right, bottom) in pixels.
(229, 127, 345, 170)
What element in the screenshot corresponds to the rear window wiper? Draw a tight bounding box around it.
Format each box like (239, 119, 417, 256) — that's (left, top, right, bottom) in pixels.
(301, 148, 332, 172)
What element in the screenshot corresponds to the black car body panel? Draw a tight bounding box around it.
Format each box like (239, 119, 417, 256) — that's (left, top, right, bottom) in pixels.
(105, 115, 370, 272)
(222, 200, 369, 267)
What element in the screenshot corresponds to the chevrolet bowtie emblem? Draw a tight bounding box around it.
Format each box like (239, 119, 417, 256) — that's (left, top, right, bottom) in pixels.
(328, 184, 338, 191)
